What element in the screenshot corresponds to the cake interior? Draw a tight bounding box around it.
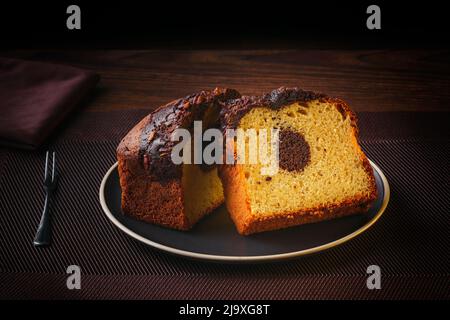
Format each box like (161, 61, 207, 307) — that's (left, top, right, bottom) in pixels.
(182, 164, 224, 224)
(180, 102, 224, 225)
(237, 100, 375, 216)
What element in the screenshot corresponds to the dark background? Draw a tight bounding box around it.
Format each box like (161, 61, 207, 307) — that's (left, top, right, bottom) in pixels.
(0, 1, 448, 49)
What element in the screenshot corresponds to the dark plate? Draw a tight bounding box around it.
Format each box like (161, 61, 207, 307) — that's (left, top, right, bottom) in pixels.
(99, 160, 389, 262)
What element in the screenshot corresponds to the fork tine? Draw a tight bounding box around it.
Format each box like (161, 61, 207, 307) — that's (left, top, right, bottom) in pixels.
(44, 151, 49, 181)
(51, 152, 56, 182)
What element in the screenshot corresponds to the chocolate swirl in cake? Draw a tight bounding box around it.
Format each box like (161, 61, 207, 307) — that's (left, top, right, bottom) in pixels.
(139, 88, 241, 181)
(220, 87, 327, 133)
(278, 129, 311, 172)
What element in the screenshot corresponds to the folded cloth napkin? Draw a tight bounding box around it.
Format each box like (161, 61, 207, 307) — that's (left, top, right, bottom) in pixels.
(0, 57, 100, 149)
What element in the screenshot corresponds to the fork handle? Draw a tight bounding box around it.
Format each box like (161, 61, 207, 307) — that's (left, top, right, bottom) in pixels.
(33, 193, 52, 247)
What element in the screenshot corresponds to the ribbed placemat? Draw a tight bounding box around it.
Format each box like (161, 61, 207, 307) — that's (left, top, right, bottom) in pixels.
(0, 111, 449, 300)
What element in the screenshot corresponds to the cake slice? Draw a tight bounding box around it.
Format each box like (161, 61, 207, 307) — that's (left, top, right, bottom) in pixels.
(117, 88, 240, 230)
(219, 87, 377, 235)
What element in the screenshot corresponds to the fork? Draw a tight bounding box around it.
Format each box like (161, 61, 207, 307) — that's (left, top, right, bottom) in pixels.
(33, 151, 58, 247)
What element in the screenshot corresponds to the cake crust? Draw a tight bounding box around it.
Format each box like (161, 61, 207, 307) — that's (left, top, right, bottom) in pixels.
(221, 163, 375, 235)
(117, 88, 240, 230)
(219, 87, 378, 235)
(138, 87, 240, 181)
(221, 87, 326, 133)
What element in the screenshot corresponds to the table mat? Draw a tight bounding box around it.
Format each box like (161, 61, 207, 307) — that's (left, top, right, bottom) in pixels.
(0, 110, 449, 300)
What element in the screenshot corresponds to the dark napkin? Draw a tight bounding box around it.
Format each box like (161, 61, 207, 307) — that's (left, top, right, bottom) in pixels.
(0, 57, 99, 149)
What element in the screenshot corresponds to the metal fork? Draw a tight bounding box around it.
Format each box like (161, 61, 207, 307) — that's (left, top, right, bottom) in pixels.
(33, 151, 58, 247)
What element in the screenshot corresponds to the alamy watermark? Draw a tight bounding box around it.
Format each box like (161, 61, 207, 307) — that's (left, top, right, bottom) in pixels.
(66, 5, 81, 30)
(366, 5, 381, 30)
(66, 5, 380, 31)
(366, 265, 381, 290)
(66, 265, 81, 290)
(170, 121, 280, 175)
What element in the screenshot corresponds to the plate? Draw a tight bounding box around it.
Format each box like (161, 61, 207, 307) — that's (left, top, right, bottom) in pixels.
(99, 160, 389, 262)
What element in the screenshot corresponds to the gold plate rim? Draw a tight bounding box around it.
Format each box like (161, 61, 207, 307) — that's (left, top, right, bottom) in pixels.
(99, 159, 390, 263)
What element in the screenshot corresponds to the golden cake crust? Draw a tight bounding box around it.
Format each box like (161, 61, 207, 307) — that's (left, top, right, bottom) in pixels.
(117, 88, 240, 230)
(219, 87, 378, 235)
(221, 163, 375, 235)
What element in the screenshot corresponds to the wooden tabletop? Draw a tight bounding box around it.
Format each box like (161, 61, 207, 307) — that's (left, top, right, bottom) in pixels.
(2, 49, 450, 112)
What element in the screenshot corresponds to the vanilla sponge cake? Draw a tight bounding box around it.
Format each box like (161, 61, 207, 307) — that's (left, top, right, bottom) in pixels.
(219, 87, 377, 235)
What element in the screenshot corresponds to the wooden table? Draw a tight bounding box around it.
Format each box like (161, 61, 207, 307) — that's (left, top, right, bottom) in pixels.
(1, 49, 449, 300)
(2, 49, 450, 113)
